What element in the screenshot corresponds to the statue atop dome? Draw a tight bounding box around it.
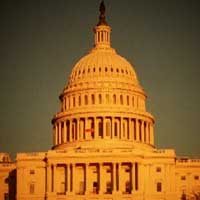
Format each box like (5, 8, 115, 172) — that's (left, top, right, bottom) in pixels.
(97, 0, 108, 26)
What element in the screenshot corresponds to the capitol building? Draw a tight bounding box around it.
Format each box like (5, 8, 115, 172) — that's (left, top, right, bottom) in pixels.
(0, 1, 200, 200)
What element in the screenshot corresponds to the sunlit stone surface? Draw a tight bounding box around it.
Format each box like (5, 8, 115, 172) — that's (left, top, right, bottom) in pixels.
(0, 1, 199, 200)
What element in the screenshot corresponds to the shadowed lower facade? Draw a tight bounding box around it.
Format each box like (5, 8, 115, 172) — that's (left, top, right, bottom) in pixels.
(0, 1, 200, 200)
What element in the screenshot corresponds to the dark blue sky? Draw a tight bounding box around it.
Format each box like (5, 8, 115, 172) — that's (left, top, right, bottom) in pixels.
(0, 0, 200, 158)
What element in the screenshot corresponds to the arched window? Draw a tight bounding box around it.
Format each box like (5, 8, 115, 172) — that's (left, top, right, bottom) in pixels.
(78, 96, 81, 106)
(73, 96, 75, 107)
(91, 94, 95, 104)
(113, 94, 116, 104)
(132, 97, 134, 107)
(127, 96, 129, 105)
(85, 95, 88, 105)
(99, 94, 102, 104)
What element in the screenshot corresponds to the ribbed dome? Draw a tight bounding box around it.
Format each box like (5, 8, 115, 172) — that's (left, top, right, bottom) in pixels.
(67, 48, 139, 89)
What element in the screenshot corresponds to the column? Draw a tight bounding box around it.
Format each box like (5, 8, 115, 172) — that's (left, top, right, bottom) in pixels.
(51, 165, 55, 193)
(118, 163, 122, 193)
(138, 163, 144, 192)
(94, 117, 98, 139)
(72, 164, 75, 194)
(54, 164, 58, 194)
(59, 122, 62, 144)
(47, 164, 52, 193)
(64, 121, 67, 143)
(141, 121, 144, 142)
(103, 117, 106, 139)
(129, 118, 132, 140)
(67, 164, 71, 193)
(99, 163, 103, 194)
(55, 124, 58, 145)
(77, 119, 80, 141)
(136, 119, 139, 142)
(112, 163, 117, 193)
(69, 120, 72, 142)
(111, 117, 115, 139)
(85, 118, 89, 140)
(145, 122, 148, 143)
(120, 118, 123, 139)
(85, 163, 89, 194)
(131, 163, 135, 194)
(150, 123, 154, 145)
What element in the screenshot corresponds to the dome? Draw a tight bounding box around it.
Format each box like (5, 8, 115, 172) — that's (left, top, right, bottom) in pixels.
(52, 2, 155, 151)
(67, 47, 139, 90)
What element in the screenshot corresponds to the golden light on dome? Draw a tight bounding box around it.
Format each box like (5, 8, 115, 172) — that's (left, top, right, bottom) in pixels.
(0, 1, 200, 200)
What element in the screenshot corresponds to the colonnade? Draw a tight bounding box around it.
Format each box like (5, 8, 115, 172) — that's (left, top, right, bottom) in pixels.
(47, 162, 140, 195)
(53, 117, 154, 146)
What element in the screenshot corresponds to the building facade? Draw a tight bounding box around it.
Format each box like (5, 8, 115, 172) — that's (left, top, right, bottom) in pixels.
(0, 1, 200, 200)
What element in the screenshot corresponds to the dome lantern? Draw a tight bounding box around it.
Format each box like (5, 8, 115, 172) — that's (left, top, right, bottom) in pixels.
(94, 0, 111, 48)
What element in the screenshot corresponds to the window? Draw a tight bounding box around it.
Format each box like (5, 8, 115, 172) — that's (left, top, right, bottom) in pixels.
(84, 95, 88, 105)
(127, 96, 129, 105)
(156, 167, 161, 172)
(93, 68, 95, 72)
(125, 181, 131, 193)
(194, 175, 199, 180)
(73, 97, 75, 107)
(30, 183, 35, 194)
(4, 193, 9, 200)
(132, 97, 134, 107)
(113, 94, 116, 104)
(105, 67, 108, 72)
(106, 181, 112, 194)
(79, 181, 84, 195)
(99, 67, 101, 72)
(91, 94, 95, 104)
(93, 182, 98, 194)
(106, 94, 109, 104)
(99, 94, 102, 104)
(156, 182, 162, 192)
(181, 176, 186, 180)
(30, 170, 35, 175)
(78, 96, 81, 106)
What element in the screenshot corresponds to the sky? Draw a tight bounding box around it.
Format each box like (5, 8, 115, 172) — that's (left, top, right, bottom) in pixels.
(0, 0, 200, 159)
